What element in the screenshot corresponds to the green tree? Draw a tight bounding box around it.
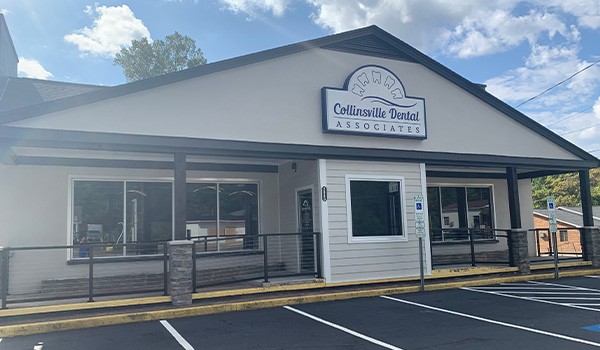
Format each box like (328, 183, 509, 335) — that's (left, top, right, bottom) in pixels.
(531, 169, 600, 208)
(114, 32, 207, 82)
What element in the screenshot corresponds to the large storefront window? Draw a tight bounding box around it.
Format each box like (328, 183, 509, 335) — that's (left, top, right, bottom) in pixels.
(347, 178, 404, 240)
(427, 186, 494, 242)
(72, 180, 172, 257)
(187, 182, 258, 252)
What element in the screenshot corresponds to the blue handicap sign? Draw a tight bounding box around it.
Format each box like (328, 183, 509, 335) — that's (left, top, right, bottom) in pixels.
(548, 203, 554, 209)
(416, 203, 422, 210)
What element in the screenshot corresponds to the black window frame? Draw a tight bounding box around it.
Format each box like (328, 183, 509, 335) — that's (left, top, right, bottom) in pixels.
(427, 185, 495, 243)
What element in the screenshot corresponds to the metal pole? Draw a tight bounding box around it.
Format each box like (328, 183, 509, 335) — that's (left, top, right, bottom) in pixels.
(535, 230, 541, 257)
(88, 245, 94, 302)
(469, 229, 476, 267)
(163, 243, 169, 296)
(419, 237, 425, 292)
(1, 248, 9, 309)
(552, 231, 559, 279)
(263, 235, 269, 283)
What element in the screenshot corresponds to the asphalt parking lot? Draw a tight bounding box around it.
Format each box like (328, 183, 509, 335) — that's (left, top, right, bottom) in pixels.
(3, 276, 600, 349)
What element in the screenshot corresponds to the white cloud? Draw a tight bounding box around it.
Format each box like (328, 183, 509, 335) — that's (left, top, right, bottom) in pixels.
(539, 0, 600, 29)
(485, 44, 600, 110)
(304, 1, 594, 59)
(220, 0, 291, 17)
(64, 5, 150, 57)
(446, 10, 572, 58)
(17, 57, 53, 79)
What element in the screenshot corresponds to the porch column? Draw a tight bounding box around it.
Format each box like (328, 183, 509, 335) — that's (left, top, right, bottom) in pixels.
(506, 167, 530, 274)
(580, 170, 599, 265)
(174, 153, 187, 240)
(506, 167, 521, 229)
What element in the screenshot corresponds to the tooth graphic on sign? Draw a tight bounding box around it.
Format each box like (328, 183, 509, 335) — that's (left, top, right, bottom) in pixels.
(391, 88, 404, 99)
(357, 72, 369, 86)
(384, 76, 395, 89)
(351, 84, 365, 97)
(372, 71, 381, 84)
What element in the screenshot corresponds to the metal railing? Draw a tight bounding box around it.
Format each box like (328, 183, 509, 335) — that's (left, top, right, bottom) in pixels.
(531, 228, 583, 258)
(187, 232, 322, 291)
(0, 241, 169, 309)
(1, 232, 322, 309)
(430, 228, 510, 267)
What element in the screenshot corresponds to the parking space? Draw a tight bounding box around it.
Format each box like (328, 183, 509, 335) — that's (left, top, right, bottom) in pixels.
(3, 276, 600, 349)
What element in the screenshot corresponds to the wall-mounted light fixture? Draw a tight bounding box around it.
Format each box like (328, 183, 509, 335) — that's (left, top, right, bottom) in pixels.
(291, 162, 297, 173)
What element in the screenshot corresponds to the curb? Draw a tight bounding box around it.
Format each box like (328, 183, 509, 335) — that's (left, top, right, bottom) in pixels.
(2, 268, 600, 338)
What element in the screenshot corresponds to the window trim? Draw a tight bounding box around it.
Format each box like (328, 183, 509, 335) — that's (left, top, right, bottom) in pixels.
(345, 175, 407, 243)
(559, 229, 569, 242)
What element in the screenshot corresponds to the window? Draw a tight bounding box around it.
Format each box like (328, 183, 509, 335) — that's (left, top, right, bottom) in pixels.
(427, 186, 494, 242)
(187, 182, 258, 251)
(559, 230, 569, 242)
(347, 178, 405, 241)
(72, 180, 172, 258)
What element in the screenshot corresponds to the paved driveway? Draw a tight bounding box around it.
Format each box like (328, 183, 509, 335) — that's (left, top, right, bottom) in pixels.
(3, 276, 600, 349)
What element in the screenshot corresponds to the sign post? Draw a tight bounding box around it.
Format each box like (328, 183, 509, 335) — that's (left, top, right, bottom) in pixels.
(414, 195, 426, 291)
(547, 195, 559, 279)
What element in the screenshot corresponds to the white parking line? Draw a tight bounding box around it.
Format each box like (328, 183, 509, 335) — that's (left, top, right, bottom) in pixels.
(160, 320, 195, 350)
(478, 287, 574, 290)
(528, 280, 600, 292)
(481, 291, 600, 295)
(462, 287, 600, 312)
(381, 295, 600, 347)
(284, 306, 404, 350)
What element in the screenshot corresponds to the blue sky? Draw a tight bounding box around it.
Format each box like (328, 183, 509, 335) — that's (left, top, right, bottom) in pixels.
(3, 1, 600, 156)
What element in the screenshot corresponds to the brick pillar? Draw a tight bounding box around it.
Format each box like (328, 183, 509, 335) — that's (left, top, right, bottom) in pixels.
(583, 227, 600, 268)
(168, 240, 193, 306)
(509, 229, 530, 274)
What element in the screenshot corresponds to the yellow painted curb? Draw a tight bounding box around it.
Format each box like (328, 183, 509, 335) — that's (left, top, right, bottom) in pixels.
(2, 268, 600, 338)
(0, 296, 171, 318)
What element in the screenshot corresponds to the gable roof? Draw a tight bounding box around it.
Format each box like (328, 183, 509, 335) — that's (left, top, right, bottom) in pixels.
(0, 76, 107, 112)
(533, 206, 600, 227)
(0, 25, 597, 164)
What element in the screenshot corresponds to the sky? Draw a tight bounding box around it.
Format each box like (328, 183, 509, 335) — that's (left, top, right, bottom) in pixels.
(2, 0, 600, 157)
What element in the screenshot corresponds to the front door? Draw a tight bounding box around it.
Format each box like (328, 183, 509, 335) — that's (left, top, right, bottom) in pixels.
(297, 189, 314, 271)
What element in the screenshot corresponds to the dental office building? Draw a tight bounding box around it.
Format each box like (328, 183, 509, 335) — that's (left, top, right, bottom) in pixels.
(1, 24, 599, 294)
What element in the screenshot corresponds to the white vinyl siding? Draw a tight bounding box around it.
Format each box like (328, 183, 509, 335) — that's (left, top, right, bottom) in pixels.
(325, 160, 425, 283)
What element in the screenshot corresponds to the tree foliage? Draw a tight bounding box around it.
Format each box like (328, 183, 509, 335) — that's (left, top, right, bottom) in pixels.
(531, 168, 600, 208)
(114, 32, 207, 82)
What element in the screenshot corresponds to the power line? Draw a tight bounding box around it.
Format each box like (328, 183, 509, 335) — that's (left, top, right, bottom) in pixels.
(545, 105, 594, 127)
(516, 57, 600, 108)
(560, 121, 600, 136)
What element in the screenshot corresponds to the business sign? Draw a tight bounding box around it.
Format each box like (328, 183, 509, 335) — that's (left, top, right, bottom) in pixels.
(322, 65, 426, 139)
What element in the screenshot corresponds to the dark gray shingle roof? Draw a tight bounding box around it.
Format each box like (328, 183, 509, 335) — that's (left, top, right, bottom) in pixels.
(0, 76, 107, 112)
(533, 206, 600, 227)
